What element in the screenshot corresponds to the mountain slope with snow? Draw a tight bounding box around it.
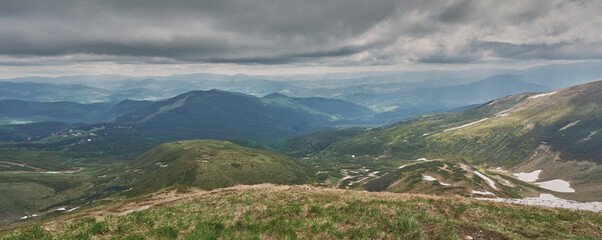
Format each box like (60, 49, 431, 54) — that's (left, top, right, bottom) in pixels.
(317, 80, 602, 201)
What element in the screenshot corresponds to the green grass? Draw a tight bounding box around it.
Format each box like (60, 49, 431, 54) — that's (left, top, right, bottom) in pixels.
(116, 140, 312, 196)
(311, 81, 602, 201)
(319, 82, 602, 165)
(2, 184, 600, 239)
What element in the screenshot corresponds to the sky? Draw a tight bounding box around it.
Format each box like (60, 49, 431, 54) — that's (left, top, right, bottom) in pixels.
(1, 0, 602, 77)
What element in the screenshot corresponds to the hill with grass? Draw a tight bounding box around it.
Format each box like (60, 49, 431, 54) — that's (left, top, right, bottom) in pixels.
(317, 80, 602, 201)
(0, 139, 311, 227)
(2, 184, 601, 239)
(114, 140, 311, 195)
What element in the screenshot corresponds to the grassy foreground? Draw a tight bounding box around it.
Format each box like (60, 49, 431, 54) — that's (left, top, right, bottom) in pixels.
(2, 184, 601, 240)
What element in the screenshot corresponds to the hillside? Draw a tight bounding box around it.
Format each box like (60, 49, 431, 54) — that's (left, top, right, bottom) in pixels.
(261, 93, 373, 122)
(2, 184, 600, 239)
(361, 161, 522, 198)
(0, 100, 113, 124)
(105, 99, 154, 117)
(0, 121, 82, 142)
(0, 139, 310, 227)
(269, 127, 368, 157)
(113, 90, 370, 141)
(317, 80, 602, 201)
(115, 140, 311, 195)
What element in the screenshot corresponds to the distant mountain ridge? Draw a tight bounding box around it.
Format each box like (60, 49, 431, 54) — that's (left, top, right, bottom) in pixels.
(112, 89, 372, 141)
(4, 61, 601, 125)
(260, 92, 373, 122)
(0, 99, 154, 125)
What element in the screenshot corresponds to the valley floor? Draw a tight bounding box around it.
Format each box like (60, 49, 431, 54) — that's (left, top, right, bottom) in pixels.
(2, 184, 601, 239)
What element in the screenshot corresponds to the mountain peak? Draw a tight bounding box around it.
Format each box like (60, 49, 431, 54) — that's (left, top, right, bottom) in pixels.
(262, 92, 290, 99)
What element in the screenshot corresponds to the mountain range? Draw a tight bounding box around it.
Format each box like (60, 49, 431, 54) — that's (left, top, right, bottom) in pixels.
(0, 91, 372, 142)
(0, 79, 601, 238)
(3, 62, 601, 126)
(0, 99, 152, 125)
(111, 89, 373, 141)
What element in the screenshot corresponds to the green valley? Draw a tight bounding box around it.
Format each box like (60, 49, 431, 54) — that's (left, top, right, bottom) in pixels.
(1, 80, 601, 239)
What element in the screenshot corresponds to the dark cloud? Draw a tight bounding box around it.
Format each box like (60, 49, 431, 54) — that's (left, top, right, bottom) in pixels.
(0, 0, 600, 66)
(437, 0, 477, 23)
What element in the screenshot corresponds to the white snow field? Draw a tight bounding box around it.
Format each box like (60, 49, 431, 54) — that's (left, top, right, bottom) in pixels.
(513, 169, 542, 182)
(443, 118, 489, 132)
(536, 179, 575, 193)
(512, 169, 575, 192)
(477, 194, 602, 212)
(471, 190, 495, 196)
(527, 91, 557, 99)
(474, 171, 497, 189)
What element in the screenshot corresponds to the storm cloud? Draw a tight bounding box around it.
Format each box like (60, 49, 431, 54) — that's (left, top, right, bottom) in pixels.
(1, 0, 601, 67)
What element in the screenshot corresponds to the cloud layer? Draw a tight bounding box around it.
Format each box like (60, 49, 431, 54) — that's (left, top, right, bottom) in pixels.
(1, 0, 601, 67)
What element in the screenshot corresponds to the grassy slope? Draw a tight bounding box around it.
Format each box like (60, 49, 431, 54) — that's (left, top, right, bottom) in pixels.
(323, 80, 602, 163)
(0, 143, 130, 227)
(116, 140, 312, 195)
(2, 184, 601, 239)
(316, 80, 602, 200)
(270, 127, 367, 157)
(0, 138, 311, 227)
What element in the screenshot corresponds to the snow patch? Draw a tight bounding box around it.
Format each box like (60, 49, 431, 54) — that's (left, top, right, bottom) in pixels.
(443, 118, 489, 132)
(477, 194, 602, 212)
(20, 216, 28, 220)
(474, 171, 497, 190)
(512, 170, 575, 192)
(513, 169, 542, 182)
(495, 109, 511, 117)
(56, 207, 66, 211)
(414, 158, 433, 162)
(422, 175, 437, 181)
(67, 207, 80, 212)
(559, 120, 580, 131)
(339, 175, 353, 184)
(579, 130, 599, 143)
(527, 91, 557, 99)
(536, 179, 575, 193)
(398, 164, 408, 169)
(119, 210, 134, 216)
(423, 175, 451, 186)
(471, 190, 495, 196)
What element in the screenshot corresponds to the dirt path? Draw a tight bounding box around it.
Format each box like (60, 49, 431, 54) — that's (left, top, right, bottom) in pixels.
(0, 161, 84, 174)
(0, 161, 45, 172)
